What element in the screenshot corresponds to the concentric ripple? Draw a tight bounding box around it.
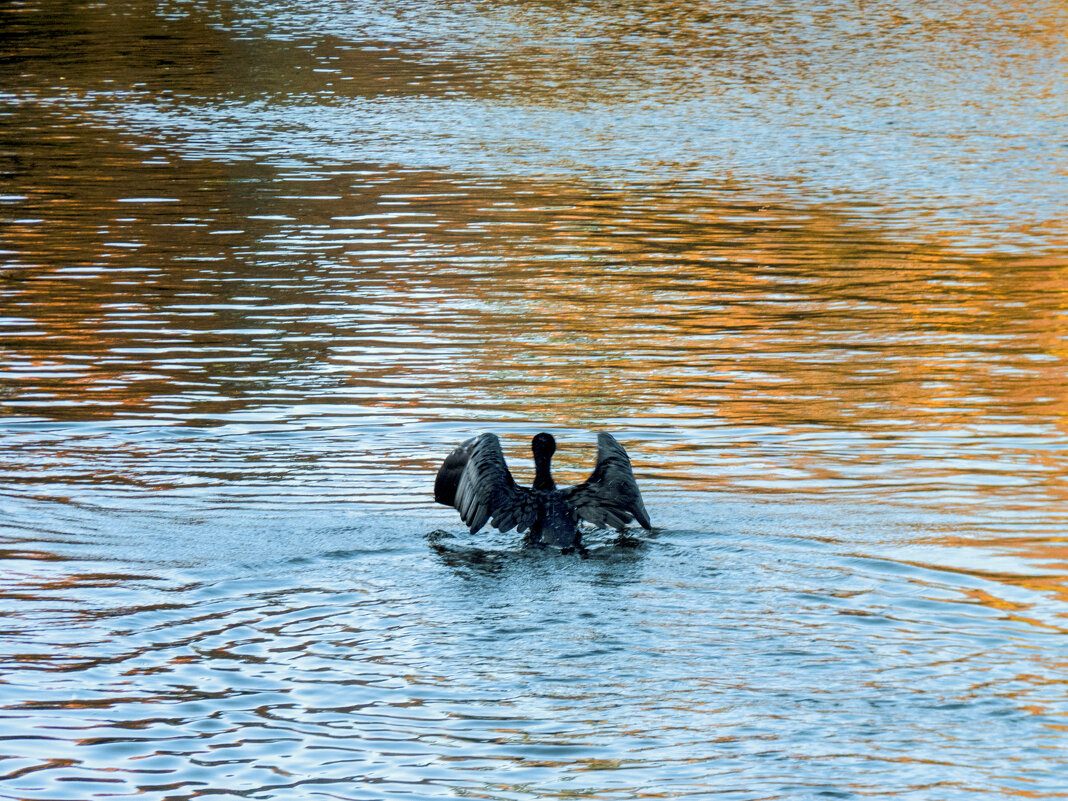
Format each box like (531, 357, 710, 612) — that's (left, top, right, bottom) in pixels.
(2, 0, 1067, 798)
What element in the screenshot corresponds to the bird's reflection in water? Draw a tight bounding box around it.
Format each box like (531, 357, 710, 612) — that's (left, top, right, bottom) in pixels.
(426, 527, 649, 580)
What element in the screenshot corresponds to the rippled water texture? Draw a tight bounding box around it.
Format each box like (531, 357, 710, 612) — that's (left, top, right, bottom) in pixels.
(2, 1, 1067, 799)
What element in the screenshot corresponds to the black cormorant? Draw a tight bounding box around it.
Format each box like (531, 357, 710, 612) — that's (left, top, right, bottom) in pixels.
(434, 432, 651, 551)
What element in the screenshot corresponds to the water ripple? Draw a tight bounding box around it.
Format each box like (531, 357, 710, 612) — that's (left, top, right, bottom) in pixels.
(2, 0, 1067, 797)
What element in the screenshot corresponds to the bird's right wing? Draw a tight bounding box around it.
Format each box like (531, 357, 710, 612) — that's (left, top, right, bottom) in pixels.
(438, 434, 539, 535)
(562, 433, 651, 531)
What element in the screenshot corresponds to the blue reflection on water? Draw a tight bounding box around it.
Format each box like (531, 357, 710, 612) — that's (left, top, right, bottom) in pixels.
(3, 0, 1068, 797)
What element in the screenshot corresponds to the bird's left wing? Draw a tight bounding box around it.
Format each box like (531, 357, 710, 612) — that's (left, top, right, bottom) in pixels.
(436, 434, 539, 535)
(434, 436, 477, 508)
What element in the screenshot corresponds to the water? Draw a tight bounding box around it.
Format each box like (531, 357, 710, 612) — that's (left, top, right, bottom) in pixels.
(2, 1, 1067, 798)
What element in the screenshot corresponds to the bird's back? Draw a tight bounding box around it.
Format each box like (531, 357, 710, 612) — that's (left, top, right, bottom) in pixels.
(536, 490, 579, 548)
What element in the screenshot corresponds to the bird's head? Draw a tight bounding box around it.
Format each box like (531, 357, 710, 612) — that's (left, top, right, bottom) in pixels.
(531, 432, 556, 460)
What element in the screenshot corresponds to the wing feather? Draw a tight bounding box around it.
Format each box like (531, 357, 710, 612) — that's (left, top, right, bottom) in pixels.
(434, 436, 477, 507)
(448, 434, 539, 535)
(562, 433, 651, 531)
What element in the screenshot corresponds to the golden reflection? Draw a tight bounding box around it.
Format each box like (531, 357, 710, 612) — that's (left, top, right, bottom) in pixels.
(3, 131, 1066, 512)
(3, 2, 1067, 796)
(917, 533, 1068, 607)
(897, 557, 1068, 627)
(3, 0, 1067, 606)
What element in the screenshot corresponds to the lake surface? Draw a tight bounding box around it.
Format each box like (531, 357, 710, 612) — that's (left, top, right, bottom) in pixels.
(2, 1, 1067, 798)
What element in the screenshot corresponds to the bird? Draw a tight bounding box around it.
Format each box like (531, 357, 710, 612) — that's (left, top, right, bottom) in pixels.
(434, 432, 651, 552)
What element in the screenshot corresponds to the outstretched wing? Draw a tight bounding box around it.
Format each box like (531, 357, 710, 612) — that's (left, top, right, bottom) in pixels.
(562, 433, 651, 531)
(436, 434, 539, 535)
(434, 436, 476, 507)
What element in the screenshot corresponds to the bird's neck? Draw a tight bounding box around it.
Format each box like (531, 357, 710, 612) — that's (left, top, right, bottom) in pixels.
(533, 455, 555, 491)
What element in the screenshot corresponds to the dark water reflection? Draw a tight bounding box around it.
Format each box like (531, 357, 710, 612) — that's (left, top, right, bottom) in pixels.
(2, 0, 1068, 798)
